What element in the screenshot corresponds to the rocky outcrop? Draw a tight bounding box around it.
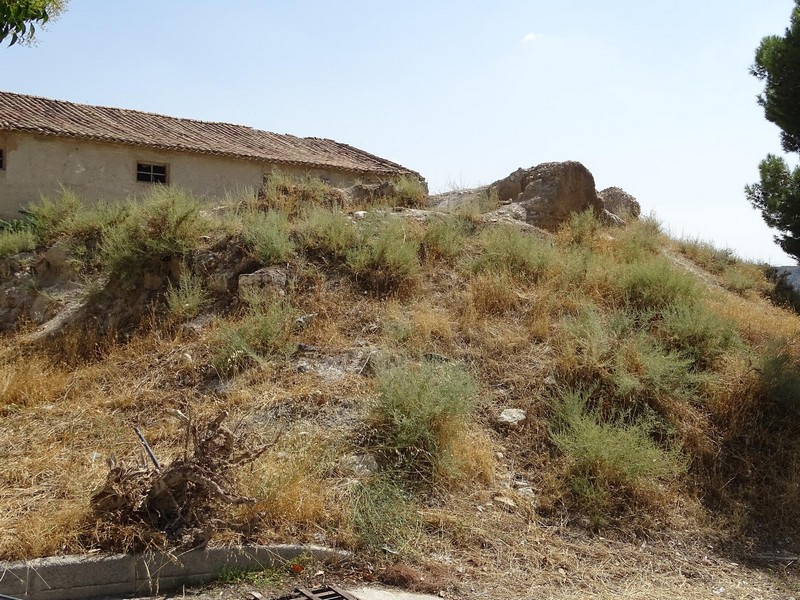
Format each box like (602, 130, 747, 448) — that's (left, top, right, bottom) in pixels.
(489, 161, 639, 230)
(598, 187, 641, 219)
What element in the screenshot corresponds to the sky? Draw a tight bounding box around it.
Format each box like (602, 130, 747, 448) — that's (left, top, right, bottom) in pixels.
(4, 0, 799, 265)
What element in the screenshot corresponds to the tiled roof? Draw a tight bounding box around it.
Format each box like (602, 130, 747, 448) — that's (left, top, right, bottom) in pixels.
(0, 91, 418, 177)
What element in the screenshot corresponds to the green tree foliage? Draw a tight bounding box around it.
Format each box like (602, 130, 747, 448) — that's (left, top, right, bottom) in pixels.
(0, 0, 66, 46)
(747, 1, 800, 261)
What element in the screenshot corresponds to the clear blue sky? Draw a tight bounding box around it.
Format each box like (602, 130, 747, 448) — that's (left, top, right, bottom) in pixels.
(4, 0, 798, 264)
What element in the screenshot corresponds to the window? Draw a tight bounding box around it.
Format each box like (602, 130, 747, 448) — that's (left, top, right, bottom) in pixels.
(0, 149, 4, 170)
(136, 162, 167, 184)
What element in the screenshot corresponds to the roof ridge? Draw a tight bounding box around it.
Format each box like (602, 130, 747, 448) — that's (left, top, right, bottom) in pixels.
(0, 89, 260, 131)
(0, 90, 421, 177)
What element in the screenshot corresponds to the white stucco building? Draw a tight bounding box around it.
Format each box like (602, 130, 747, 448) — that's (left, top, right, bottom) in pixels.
(0, 91, 421, 218)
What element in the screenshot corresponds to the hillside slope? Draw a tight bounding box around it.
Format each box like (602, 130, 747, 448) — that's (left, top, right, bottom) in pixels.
(1, 179, 800, 598)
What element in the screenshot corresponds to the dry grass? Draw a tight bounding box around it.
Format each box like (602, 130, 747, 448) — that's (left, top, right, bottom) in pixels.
(3, 189, 800, 597)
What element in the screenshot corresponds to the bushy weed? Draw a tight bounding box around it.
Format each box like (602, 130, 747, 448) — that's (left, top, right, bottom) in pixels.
(422, 214, 469, 261)
(609, 215, 663, 263)
(759, 342, 800, 421)
(27, 190, 127, 243)
(658, 304, 741, 370)
(612, 257, 700, 311)
(241, 210, 294, 264)
(549, 388, 686, 525)
(212, 296, 298, 375)
(165, 272, 211, 321)
(558, 209, 602, 247)
(372, 361, 478, 485)
(0, 228, 36, 258)
(100, 188, 207, 278)
(259, 174, 343, 217)
(467, 272, 521, 315)
(471, 225, 555, 280)
(346, 477, 420, 552)
(677, 237, 740, 275)
(347, 217, 421, 294)
(390, 176, 427, 208)
(296, 207, 356, 261)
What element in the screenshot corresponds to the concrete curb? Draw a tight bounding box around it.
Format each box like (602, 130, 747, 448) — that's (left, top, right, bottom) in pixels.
(0, 545, 350, 600)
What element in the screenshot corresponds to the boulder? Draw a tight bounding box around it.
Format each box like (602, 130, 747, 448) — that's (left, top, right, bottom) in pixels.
(598, 187, 641, 219)
(491, 161, 604, 231)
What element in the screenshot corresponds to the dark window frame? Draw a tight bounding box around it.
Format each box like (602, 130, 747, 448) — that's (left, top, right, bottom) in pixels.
(136, 162, 168, 184)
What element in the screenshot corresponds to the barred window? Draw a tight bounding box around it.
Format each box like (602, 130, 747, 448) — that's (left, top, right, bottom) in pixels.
(136, 162, 167, 184)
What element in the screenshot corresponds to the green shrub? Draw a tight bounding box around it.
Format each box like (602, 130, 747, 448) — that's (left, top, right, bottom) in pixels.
(347, 217, 421, 294)
(25, 190, 83, 240)
(422, 214, 469, 261)
(242, 210, 294, 264)
(454, 187, 499, 222)
(372, 361, 477, 484)
(721, 267, 763, 295)
(212, 297, 298, 375)
(390, 176, 427, 208)
(165, 272, 211, 321)
(557, 307, 701, 409)
(759, 342, 800, 420)
(296, 207, 356, 261)
(471, 225, 555, 280)
(613, 332, 700, 403)
(549, 388, 686, 522)
(259, 173, 343, 217)
(611, 215, 662, 263)
(658, 304, 741, 370)
(0, 228, 36, 258)
(100, 188, 206, 278)
(560, 209, 602, 246)
(612, 257, 699, 311)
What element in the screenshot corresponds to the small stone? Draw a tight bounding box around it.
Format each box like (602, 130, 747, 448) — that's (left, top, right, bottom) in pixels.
(497, 408, 527, 427)
(353, 210, 367, 219)
(340, 453, 379, 476)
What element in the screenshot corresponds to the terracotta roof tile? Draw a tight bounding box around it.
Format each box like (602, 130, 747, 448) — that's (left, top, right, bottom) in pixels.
(0, 91, 419, 177)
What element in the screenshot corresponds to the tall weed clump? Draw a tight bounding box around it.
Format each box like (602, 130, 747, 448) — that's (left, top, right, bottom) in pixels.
(212, 294, 298, 375)
(471, 225, 555, 280)
(241, 210, 294, 265)
(657, 304, 741, 370)
(347, 217, 421, 294)
(390, 176, 427, 208)
(165, 272, 211, 321)
(344, 477, 421, 552)
(296, 207, 356, 262)
(371, 361, 480, 486)
(100, 188, 206, 278)
(27, 190, 127, 243)
(259, 174, 343, 217)
(0, 228, 36, 258)
(612, 257, 700, 311)
(548, 388, 686, 528)
(421, 214, 470, 261)
(676, 237, 768, 296)
(758, 342, 800, 422)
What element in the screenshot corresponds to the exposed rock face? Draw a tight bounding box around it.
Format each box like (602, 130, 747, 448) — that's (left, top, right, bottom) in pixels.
(598, 187, 641, 219)
(491, 161, 604, 231)
(490, 161, 640, 230)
